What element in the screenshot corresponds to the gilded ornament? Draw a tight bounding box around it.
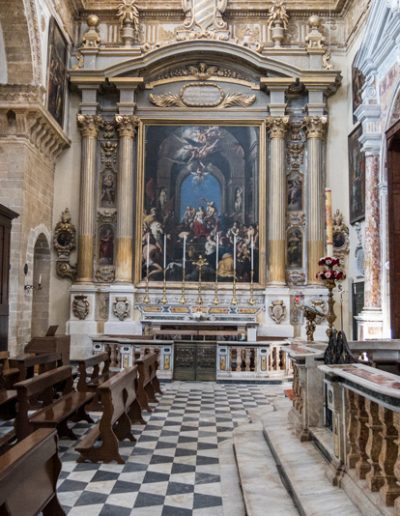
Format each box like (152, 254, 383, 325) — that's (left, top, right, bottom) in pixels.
(82, 14, 101, 49)
(269, 300, 287, 324)
(117, 0, 140, 46)
(305, 15, 326, 50)
(149, 87, 256, 109)
(115, 115, 139, 137)
(54, 209, 77, 281)
(332, 209, 350, 259)
(77, 114, 102, 138)
(95, 266, 115, 283)
(303, 116, 328, 139)
(267, 1, 289, 48)
(267, 116, 290, 139)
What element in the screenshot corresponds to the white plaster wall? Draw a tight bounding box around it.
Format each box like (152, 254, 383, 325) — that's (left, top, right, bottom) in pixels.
(49, 93, 81, 332)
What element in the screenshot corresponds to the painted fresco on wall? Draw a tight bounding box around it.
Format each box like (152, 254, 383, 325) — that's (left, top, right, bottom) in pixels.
(348, 125, 366, 224)
(47, 18, 67, 127)
(352, 66, 365, 124)
(99, 224, 115, 265)
(141, 125, 260, 283)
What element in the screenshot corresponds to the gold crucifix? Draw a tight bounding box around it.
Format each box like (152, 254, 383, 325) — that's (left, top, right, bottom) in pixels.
(193, 255, 208, 306)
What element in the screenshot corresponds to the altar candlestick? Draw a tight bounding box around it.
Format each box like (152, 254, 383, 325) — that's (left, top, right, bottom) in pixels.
(146, 233, 150, 270)
(163, 233, 167, 269)
(250, 236, 254, 270)
(183, 235, 186, 270)
(325, 188, 333, 256)
(233, 235, 237, 272)
(215, 234, 219, 271)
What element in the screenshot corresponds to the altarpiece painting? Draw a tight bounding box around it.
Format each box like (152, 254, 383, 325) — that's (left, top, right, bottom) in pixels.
(348, 125, 366, 224)
(47, 18, 68, 127)
(139, 124, 261, 284)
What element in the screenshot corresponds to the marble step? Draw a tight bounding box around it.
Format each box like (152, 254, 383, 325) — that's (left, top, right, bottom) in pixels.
(260, 399, 364, 516)
(233, 421, 299, 516)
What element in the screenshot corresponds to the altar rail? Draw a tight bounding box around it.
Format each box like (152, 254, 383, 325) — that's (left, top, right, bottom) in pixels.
(319, 363, 400, 514)
(216, 341, 292, 380)
(91, 336, 292, 382)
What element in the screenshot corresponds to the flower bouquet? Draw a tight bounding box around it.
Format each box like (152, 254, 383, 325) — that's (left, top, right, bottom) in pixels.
(317, 256, 346, 337)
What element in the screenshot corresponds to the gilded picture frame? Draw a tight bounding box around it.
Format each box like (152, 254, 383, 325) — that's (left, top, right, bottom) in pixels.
(46, 17, 68, 128)
(348, 125, 366, 224)
(135, 120, 266, 287)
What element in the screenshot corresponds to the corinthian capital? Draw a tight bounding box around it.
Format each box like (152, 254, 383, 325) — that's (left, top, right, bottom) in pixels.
(303, 116, 328, 139)
(77, 114, 102, 138)
(115, 114, 140, 138)
(267, 116, 290, 139)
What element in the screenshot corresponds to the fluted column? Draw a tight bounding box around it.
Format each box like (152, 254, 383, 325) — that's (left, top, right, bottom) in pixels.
(115, 115, 138, 283)
(304, 116, 328, 284)
(77, 114, 101, 282)
(267, 116, 289, 284)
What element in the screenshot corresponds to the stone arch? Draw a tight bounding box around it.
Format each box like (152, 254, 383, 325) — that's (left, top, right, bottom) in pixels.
(25, 225, 51, 337)
(0, 0, 41, 84)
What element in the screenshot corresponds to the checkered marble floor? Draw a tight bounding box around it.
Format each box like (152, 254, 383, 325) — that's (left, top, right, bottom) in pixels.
(1, 382, 279, 515)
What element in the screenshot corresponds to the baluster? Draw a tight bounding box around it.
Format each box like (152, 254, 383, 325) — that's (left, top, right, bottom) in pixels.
(346, 390, 361, 469)
(231, 348, 237, 372)
(365, 399, 385, 491)
(240, 349, 246, 371)
(378, 406, 400, 506)
(355, 395, 371, 479)
(245, 348, 251, 371)
(251, 348, 256, 371)
(392, 412, 400, 515)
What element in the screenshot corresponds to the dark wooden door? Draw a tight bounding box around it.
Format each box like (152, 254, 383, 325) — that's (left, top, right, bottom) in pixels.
(174, 341, 216, 381)
(387, 120, 400, 337)
(0, 205, 18, 351)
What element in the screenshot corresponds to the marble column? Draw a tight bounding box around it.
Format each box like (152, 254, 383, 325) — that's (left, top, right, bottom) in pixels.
(115, 115, 138, 283)
(77, 114, 101, 282)
(267, 116, 289, 284)
(304, 116, 328, 284)
(364, 151, 381, 309)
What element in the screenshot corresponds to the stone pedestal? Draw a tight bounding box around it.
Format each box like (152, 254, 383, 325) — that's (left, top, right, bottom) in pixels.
(104, 284, 142, 335)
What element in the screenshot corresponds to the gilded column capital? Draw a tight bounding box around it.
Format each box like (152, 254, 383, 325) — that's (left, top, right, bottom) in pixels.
(267, 116, 290, 139)
(77, 114, 102, 138)
(303, 116, 328, 139)
(115, 114, 140, 138)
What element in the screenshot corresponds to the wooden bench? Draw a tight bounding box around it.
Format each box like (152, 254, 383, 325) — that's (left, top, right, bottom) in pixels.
(0, 351, 20, 389)
(14, 365, 95, 441)
(77, 352, 116, 410)
(76, 366, 141, 464)
(0, 381, 17, 450)
(9, 352, 62, 382)
(0, 428, 64, 515)
(134, 350, 162, 412)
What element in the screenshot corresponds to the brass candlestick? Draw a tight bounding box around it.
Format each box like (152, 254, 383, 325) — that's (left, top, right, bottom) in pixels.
(179, 266, 186, 304)
(193, 255, 208, 307)
(248, 268, 255, 305)
(161, 268, 168, 305)
(325, 279, 336, 338)
(231, 270, 238, 306)
(144, 274, 150, 304)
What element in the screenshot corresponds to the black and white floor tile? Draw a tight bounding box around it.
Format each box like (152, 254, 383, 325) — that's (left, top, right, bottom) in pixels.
(1, 382, 277, 515)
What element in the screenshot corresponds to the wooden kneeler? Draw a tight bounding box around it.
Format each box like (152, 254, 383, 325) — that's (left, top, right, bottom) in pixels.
(76, 366, 138, 464)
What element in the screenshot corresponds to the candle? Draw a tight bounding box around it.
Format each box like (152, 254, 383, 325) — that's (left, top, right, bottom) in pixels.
(38, 273, 42, 286)
(251, 236, 254, 270)
(325, 188, 333, 256)
(163, 233, 167, 269)
(183, 235, 186, 270)
(215, 234, 219, 271)
(233, 234, 237, 272)
(146, 233, 150, 270)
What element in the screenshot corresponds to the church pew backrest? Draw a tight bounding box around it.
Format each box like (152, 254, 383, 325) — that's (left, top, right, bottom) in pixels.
(77, 352, 111, 392)
(0, 428, 64, 515)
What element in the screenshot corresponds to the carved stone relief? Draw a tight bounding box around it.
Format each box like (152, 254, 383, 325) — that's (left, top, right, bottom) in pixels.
(72, 295, 90, 320)
(54, 208, 77, 280)
(149, 84, 256, 108)
(269, 300, 287, 324)
(332, 209, 350, 259)
(177, 0, 229, 41)
(112, 297, 130, 321)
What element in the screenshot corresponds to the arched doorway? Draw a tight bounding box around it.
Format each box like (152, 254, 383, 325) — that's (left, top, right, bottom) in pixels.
(387, 117, 400, 337)
(31, 234, 51, 337)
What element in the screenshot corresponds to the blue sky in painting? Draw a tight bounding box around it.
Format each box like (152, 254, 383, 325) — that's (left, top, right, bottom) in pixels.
(179, 173, 222, 220)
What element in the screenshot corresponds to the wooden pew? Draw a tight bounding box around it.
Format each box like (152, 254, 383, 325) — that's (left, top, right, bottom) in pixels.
(77, 352, 116, 410)
(0, 375, 17, 450)
(134, 350, 162, 412)
(0, 352, 20, 389)
(76, 366, 140, 464)
(0, 428, 64, 515)
(14, 365, 94, 441)
(9, 352, 62, 382)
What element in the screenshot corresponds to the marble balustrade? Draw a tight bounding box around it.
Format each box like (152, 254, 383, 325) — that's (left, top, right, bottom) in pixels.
(318, 363, 400, 513)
